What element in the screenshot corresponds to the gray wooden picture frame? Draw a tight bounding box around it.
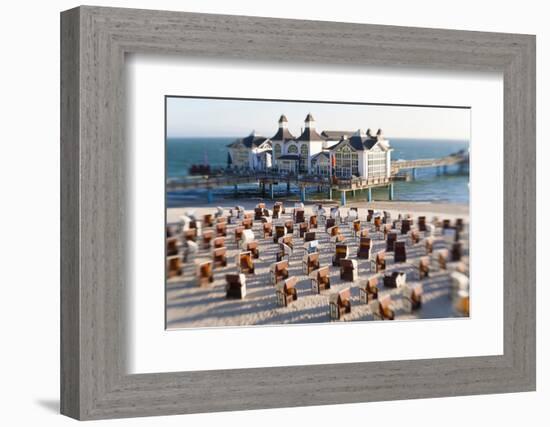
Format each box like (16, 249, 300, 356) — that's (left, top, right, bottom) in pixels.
(60, 5, 536, 421)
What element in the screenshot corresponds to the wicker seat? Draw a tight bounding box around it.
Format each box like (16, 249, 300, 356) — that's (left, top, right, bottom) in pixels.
(340, 258, 358, 282)
(195, 260, 214, 287)
(332, 244, 348, 266)
(386, 232, 397, 252)
(302, 252, 320, 275)
(166, 255, 183, 278)
(225, 273, 247, 299)
(236, 251, 255, 274)
(212, 247, 228, 268)
(357, 237, 371, 259)
(276, 277, 298, 307)
(394, 241, 407, 263)
(359, 275, 379, 304)
(309, 266, 331, 294)
(202, 229, 214, 250)
(270, 260, 289, 285)
(329, 287, 351, 320)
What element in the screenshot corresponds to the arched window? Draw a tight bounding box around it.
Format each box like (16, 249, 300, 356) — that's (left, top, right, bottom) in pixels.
(274, 144, 281, 159)
(299, 144, 309, 172)
(287, 144, 298, 154)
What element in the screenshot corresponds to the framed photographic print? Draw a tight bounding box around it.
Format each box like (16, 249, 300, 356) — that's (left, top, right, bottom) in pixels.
(61, 6, 536, 420)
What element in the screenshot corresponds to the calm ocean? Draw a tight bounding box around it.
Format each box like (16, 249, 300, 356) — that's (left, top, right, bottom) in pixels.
(166, 137, 469, 205)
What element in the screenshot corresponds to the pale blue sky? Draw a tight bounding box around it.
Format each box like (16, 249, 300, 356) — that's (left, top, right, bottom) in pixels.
(166, 97, 470, 140)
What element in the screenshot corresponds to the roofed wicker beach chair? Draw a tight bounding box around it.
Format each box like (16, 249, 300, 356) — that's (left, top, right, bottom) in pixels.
(183, 240, 198, 263)
(419, 256, 430, 279)
(273, 224, 286, 243)
(215, 221, 227, 237)
(213, 236, 225, 249)
(277, 242, 293, 263)
(275, 276, 298, 307)
(352, 219, 361, 238)
(325, 217, 336, 231)
(294, 208, 305, 224)
(184, 228, 197, 242)
(394, 241, 407, 263)
(303, 240, 319, 256)
(166, 255, 183, 278)
(309, 265, 331, 294)
(329, 287, 351, 320)
(332, 243, 349, 266)
(272, 203, 281, 219)
(383, 223, 392, 240)
(270, 260, 289, 285)
(359, 275, 379, 304)
(236, 251, 255, 274)
(401, 283, 422, 312)
(327, 225, 340, 238)
(375, 251, 386, 273)
(212, 247, 228, 268)
(455, 218, 464, 232)
(244, 241, 260, 259)
(234, 226, 244, 244)
(263, 221, 273, 238)
(304, 231, 316, 242)
(195, 259, 214, 287)
(383, 210, 391, 224)
(215, 206, 224, 219)
(241, 217, 253, 230)
(451, 241, 463, 262)
(425, 236, 434, 254)
(443, 219, 451, 230)
(386, 232, 397, 252)
(309, 214, 318, 229)
(203, 213, 214, 228)
(357, 237, 371, 259)
(374, 216, 382, 231)
(202, 229, 214, 250)
(254, 207, 264, 221)
(284, 219, 294, 234)
(379, 295, 395, 320)
(298, 221, 309, 238)
(401, 218, 411, 235)
(340, 258, 358, 282)
(418, 216, 427, 232)
(279, 234, 294, 250)
(410, 229, 421, 245)
(225, 273, 246, 299)
(437, 249, 449, 270)
(367, 209, 374, 222)
(383, 271, 406, 289)
(302, 252, 320, 275)
(166, 236, 179, 256)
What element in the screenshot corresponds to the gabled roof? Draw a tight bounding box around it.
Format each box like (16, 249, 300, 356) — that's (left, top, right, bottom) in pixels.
(271, 127, 295, 141)
(329, 134, 380, 151)
(297, 127, 324, 142)
(311, 151, 331, 161)
(304, 113, 315, 122)
(278, 114, 288, 123)
(321, 130, 355, 140)
(229, 132, 270, 149)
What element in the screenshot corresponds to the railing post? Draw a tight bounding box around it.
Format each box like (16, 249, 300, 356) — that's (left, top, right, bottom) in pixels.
(301, 186, 306, 203)
(270, 183, 274, 200)
(341, 191, 346, 206)
(388, 183, 394, 200)
(367, 187, 372, 202)
(328, 186, 333, 201)
(207, 189, 213, 204)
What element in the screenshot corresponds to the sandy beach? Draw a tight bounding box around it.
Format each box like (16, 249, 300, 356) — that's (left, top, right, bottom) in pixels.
(166, 200, 469, 329)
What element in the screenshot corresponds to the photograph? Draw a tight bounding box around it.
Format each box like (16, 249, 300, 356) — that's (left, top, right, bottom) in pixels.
(165, 96, 471, 328)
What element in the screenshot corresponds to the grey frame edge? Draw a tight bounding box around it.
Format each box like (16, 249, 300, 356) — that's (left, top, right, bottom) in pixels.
(60, 5, 536, 421)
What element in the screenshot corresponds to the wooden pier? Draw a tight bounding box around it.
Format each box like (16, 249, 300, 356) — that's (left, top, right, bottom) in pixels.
(167, 151, 468, 205)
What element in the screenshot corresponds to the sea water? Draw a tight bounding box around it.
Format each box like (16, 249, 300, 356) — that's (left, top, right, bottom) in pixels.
(166, 137, 469, 206)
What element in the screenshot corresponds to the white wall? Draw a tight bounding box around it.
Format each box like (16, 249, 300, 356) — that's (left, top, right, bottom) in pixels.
(0, 1, 547, 426)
